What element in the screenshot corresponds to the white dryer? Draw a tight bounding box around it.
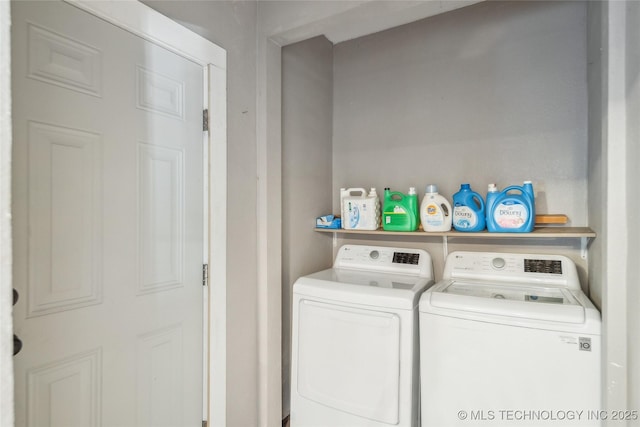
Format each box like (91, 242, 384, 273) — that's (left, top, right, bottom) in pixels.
(291, 245, 434, 427)
(419, 251, 601, 427)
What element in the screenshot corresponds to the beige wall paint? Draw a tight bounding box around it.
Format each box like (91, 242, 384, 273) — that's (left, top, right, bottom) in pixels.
(281, 36, 334, 416)
(141, 2, 259, 426)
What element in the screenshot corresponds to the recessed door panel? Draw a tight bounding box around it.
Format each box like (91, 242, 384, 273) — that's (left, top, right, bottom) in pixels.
(27, 349, 101, 427)
(27, 22, 102, 97)
(27, 121, 102, 317)
(137, 143, 184, 294)
(136, 326, 183, 427)
(297, 299, 401, 424)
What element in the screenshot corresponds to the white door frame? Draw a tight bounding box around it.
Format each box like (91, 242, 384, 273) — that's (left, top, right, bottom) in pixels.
(1, 1, 228, 425)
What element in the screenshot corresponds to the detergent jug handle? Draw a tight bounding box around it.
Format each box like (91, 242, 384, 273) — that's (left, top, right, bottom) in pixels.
(501, 185, 525, 195)
(471, 191, 485, 210)
(389, 191, 405, 201)
(344, 188, 367, 197)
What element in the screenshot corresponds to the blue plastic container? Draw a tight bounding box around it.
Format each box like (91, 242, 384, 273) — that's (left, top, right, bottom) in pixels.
(486, 183, 499, 227)
(452, 184, 486, 232)
(486, 181, 535, 233)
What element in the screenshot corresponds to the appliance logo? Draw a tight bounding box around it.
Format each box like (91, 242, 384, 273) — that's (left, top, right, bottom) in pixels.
(579, 337, 592, 352)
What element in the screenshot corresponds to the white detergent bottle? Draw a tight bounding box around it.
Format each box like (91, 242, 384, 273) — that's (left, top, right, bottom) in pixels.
(368, 188, 381, 229)
(340, 188, 366, 229)
(342, 187, 380, 230)
(420, 184, 452, 232)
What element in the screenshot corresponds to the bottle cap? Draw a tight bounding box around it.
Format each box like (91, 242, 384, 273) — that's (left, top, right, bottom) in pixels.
(488, 183, 497, 192)
(425, 184, 438, 194)
(461, 183, 470, 190)
(408, 187, 416, 195)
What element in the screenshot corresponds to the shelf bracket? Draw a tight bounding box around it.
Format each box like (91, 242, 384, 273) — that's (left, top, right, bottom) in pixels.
(580, 237, 588, 260)
(442, 236, 449, 259)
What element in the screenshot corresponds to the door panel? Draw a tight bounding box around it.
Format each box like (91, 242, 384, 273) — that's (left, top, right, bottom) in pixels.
(26, 121, 103, 317)
(12, 2, 204, 426)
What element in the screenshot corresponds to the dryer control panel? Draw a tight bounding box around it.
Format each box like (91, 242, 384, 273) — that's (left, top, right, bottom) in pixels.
(443, 251, 580, 289)
(334, 245, 434, 278)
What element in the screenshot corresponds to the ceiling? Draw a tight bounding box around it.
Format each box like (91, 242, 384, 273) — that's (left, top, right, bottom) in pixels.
(261, 0, 484, 46)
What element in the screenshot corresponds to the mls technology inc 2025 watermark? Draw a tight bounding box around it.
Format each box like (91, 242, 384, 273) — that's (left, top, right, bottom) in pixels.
(456, 409, 638, 423)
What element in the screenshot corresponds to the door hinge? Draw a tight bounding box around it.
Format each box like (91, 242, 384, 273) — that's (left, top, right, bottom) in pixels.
(203, 109, 209, 132)
(202, 263, 209, 287)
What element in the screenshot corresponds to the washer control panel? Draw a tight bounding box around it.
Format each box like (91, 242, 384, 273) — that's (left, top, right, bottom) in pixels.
(334, 245, 433, 278)
(443, 251, 579, 289)
(392, 251, 421, 265)
(524, 259, 563, 274)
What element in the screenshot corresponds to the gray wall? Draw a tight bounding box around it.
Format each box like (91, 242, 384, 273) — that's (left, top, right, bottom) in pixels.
(281, 36, 334, 416)
(625, 1, 640, 416)
(587, 2, 613, 413)
(333, 1, 588, 229)
(140, 2, 259, 426)
(587, 1, 605, 310)
(588, 0, 640, 418)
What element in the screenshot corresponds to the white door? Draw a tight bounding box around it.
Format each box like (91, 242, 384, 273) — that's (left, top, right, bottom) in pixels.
(11, 1, 205, 426)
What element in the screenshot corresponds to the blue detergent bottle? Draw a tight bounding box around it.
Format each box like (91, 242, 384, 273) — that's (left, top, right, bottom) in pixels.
(485, 183, 499, 227)
(486, 181, 535, 232)
(452, 184, 486, 232)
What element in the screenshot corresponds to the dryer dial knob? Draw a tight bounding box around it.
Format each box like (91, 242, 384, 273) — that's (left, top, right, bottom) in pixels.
(492, 257, 506, 269)
(369, 250, 380, 260)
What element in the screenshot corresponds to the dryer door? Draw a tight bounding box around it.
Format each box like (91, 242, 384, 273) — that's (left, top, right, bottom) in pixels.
(296, 299, 401, 424)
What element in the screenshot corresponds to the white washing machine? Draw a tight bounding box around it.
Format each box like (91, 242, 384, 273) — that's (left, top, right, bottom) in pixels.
(291, 245, 434, 427)
(419, 251, 601, 427)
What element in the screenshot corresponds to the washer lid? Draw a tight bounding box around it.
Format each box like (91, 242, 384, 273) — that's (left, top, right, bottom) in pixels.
(423, 280, 586, 324)
(294, 268, 432, 310)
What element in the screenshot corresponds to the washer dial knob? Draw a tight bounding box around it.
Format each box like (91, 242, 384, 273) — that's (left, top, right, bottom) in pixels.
(492, 257, 506, 269)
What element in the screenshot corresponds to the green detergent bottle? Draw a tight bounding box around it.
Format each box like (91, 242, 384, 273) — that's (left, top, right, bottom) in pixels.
(382, 187, 419, 231)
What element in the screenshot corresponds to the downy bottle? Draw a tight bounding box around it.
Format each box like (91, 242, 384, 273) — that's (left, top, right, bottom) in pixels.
(452, 183, 486, 232)
(486, 181, 535, 232)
